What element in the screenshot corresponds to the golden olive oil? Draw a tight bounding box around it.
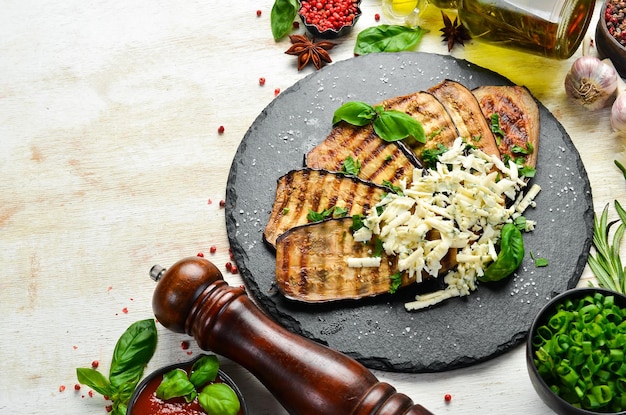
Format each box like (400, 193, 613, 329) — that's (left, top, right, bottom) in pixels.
(457, 0, 595, 58)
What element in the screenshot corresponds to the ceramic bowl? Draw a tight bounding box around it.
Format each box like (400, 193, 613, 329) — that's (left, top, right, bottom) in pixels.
(596, 0, 626, 78)
(526, 287, 626, 415)
(127, 354, 248, 415)
(298, 0, 362, 39)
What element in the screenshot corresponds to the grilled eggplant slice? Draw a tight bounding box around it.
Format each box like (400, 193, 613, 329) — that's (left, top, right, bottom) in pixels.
(275, 217, 413, 302)
(263, 169, 388, 248)
(428, 80, 501, 158)
(381, 91, 459, 165)
(473, 85, 540, 169)
(275, 219, 459, 303)
(305, 123, 420, 186)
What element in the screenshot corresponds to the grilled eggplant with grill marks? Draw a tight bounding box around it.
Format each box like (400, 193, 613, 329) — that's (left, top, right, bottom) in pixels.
(473, 85, 540, 169)
(305, 123, 420, 186)
(381, 91, 459, 165)
(275, 218, 459, 303)
(263, 168, 389, 248)
(428, 80, 501, 159)
(275, 217, 413, 302)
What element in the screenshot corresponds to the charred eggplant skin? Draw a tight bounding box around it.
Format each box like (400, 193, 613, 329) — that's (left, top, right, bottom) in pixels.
(263, 169, 390, 248)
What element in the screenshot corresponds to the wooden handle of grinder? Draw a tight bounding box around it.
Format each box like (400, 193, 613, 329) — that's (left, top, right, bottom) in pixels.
(151, 256, 434, 415)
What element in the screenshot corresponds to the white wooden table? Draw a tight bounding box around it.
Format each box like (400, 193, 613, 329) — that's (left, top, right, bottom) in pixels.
(0, 1, 621, 414)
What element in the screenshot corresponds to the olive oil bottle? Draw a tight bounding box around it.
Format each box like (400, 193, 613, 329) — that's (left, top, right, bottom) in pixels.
(456, 0, 596, 58)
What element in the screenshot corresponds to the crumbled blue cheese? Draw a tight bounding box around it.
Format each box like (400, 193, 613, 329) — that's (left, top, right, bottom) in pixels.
(353, 137, 540, 311)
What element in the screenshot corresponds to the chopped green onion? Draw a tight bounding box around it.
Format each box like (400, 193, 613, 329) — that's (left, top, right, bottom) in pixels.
(533, 293, 626, 411)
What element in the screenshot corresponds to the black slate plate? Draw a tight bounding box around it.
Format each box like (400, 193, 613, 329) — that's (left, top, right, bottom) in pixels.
(225, 52, 594, 373)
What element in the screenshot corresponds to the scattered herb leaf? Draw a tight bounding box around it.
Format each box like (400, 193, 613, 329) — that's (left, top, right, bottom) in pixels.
(307, 205, 348, 222)
(354, 24, 427, 55)
(342, 156, 362, 176)
(271, 0, 299, 40)
(490, 113, 505, 146)
(421, 143, 449, 169)
(350, 214, 365, 232)
(389, 272, 403, 294)
(530, 251, 549, 267)
(382, 180, 404, 195)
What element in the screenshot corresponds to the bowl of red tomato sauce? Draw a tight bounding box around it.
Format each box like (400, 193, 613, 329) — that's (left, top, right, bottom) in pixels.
(127, 354, 248, 415)
(527, 288, 626, 415)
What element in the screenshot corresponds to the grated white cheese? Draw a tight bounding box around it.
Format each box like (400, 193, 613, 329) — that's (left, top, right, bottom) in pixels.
(353, 137, 540, 311)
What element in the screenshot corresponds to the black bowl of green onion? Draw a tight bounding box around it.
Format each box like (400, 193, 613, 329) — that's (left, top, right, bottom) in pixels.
(527, 288, 626, 414)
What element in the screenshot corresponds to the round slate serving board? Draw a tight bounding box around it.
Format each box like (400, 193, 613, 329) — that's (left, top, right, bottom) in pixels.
(225, 52, 594, 373)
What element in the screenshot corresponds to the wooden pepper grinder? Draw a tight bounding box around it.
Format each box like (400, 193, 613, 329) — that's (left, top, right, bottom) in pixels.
(150, 256, 434, 415)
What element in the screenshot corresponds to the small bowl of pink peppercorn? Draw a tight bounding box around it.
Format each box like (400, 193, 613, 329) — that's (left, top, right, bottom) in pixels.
(596, 0, 626, 78)
(298, 0, 362, 39)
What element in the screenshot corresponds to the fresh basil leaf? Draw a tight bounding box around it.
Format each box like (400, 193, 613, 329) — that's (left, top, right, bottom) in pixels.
(76, 368, 114, 397)
(479, 223, 525, 282)
(156, 369, 197, 402)
(190, 355, 220, 389)
(354, 25, 427, 55)
(198, 383, 241, 415)
(271, 0, 299, 40)
(373, 110, 425, 143)
(332, 101, 377, 126)
(109, 319, 158, 388)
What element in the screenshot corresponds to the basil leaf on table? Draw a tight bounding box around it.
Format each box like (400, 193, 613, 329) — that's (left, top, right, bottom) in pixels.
(198, 383, 241, 415)
(190, 354, 220, 389)
(373, 109, 426, 144)
(354, 25, 427, 55)
(479, 223, 525, 282)
(76, 368, 114, 397)
(271, 0, 299, 40)
(156, 369, 197, 402)
(109, 319, 158, 388)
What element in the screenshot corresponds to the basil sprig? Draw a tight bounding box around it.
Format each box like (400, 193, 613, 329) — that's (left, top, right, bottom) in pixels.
(76, 319, 158, 415)
(333, 101, 425, 144)
(479, 223, 525, 282)
(157, 355, 240, 415)
(271, 0, 299, 40)
(354, 25, 427, 55)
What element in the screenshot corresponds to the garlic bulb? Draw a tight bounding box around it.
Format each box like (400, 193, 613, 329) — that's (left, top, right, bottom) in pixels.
(564, 56, 618, 110)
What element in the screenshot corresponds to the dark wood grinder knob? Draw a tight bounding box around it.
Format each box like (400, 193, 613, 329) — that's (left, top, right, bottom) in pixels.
(152, 256, 434, 415)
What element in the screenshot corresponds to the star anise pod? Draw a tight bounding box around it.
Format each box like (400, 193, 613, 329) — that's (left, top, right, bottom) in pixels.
(285, 34, 337, 71)
(440, 11, 471, 52)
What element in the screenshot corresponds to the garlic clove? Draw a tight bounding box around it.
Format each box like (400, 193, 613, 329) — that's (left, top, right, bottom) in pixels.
(611, 91, 626, 136)
(564, 56, 618, 110)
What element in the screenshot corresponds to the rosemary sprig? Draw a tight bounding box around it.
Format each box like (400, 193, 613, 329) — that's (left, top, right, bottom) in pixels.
(588, 201, 626, 294)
